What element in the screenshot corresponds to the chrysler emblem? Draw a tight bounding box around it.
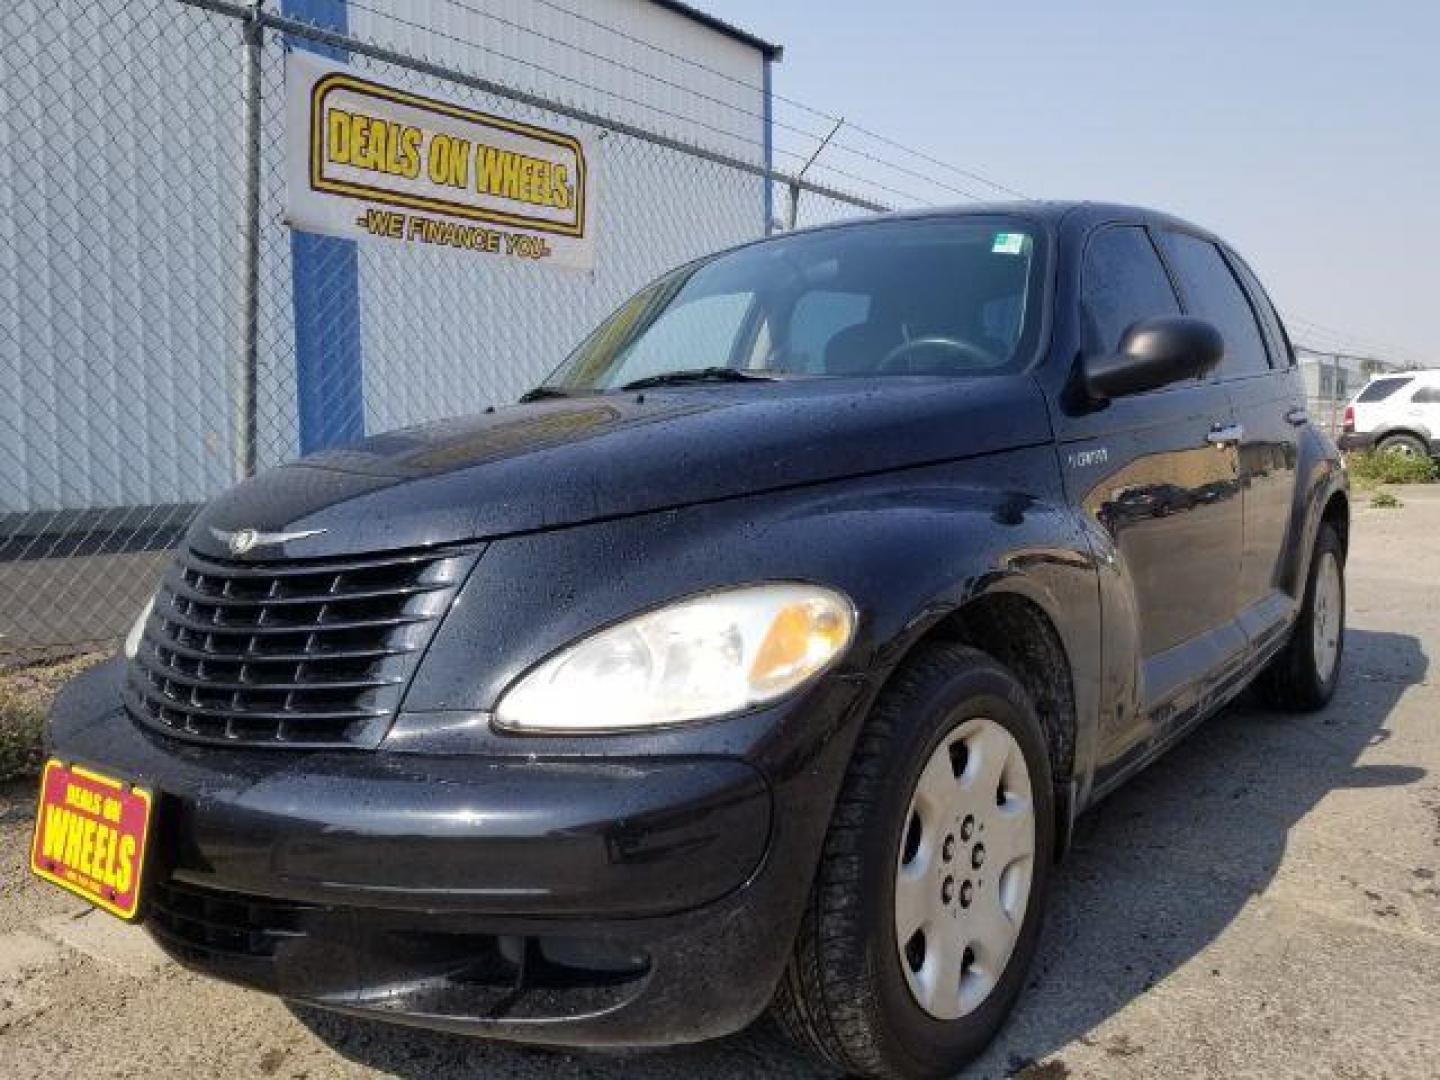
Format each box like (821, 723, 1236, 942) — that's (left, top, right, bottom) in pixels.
(210, 526, 326, 557)
(229, 528, 261, 556)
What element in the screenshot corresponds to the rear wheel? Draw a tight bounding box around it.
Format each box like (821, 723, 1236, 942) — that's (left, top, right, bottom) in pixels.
(772, 643, 1055, 1079)
(1377, 432, 1427, 458)
(1258, 523, 1345, 710)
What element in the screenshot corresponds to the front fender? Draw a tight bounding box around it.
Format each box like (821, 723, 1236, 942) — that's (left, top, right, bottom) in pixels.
(404, 448, 1098, 747)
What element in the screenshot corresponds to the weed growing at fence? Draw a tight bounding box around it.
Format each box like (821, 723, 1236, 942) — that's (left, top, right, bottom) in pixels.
(1370, 489, 1403, 510)
(0, 654, 105, 781)
(1347, 450, 1439, 487)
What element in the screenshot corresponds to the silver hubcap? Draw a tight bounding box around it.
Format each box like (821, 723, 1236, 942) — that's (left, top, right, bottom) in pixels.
(1312, 551, 1343, 682)
(894, 716, 1035, 1020)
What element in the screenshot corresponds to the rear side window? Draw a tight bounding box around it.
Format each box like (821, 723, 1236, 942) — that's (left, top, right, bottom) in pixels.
(1228, 253, 1293, 367)
(1410, 385, 1440, 404)
(1358, 377, 1413, 403)
(1081, 226, 1180, 354)
(1157, 231, 1270, 378)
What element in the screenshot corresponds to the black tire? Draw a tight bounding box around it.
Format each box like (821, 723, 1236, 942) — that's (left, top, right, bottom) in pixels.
(771, 643, 1055, 1079)
(1377, 433, 1427, 458)
(1258, 523, 1345, 711)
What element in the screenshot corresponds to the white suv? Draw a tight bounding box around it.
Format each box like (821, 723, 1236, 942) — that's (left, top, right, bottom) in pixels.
(1340, 370, 1440, 457)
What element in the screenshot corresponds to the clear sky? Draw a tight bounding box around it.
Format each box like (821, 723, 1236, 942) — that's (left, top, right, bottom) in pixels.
(711, 0, 1438, 365)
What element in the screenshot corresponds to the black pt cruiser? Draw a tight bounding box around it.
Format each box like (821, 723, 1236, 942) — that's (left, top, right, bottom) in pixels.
(37, 203, 1348, 1079)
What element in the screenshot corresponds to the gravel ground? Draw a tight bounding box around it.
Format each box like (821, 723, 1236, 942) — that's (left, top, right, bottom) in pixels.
(1, 487, 1438, 1079)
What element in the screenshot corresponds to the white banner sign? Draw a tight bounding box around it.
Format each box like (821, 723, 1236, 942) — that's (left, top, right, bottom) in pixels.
(285, 52, 595, 270)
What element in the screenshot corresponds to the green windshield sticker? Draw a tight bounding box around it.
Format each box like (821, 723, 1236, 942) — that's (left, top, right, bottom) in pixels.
(992, 232, 1026, 255)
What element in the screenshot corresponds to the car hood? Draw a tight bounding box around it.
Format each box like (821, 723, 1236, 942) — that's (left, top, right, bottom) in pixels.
(189, 376, 1052, 559)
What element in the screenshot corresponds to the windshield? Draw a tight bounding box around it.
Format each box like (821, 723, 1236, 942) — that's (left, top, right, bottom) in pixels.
(545, 216, 1046, 391)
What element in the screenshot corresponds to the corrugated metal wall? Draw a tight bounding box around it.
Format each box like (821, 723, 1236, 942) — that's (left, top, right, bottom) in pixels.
(2, 0, 770, 513)
(349, 0, 768, 161)
(340, 0, 770, 441)
(1, 0, 245, 513)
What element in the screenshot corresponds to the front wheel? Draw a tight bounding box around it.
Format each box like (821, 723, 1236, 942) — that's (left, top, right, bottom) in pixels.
(1258, 523, 1346, 710)
(771, 643, 1055, 1079)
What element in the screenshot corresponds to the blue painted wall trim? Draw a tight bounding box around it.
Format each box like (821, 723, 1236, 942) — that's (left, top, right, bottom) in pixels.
(284, 0, 364, 454)
(762, 57, 774, 234)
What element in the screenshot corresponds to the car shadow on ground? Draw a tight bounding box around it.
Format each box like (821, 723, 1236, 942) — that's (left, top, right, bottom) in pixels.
(295, 627, 1428, 1079)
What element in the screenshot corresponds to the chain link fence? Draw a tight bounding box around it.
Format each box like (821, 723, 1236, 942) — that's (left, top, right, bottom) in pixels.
(1295, 348, 1405, 439)
(1, 0, 886, 660)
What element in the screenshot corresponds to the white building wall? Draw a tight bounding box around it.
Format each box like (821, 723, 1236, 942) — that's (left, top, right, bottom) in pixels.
(1, 0, 773, 512)
(343, 0, 771, 438)
(349, 0, 769, 164)
(1, 0, 245, 514)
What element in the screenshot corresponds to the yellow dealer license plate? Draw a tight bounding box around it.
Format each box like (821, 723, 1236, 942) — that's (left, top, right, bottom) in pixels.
(30, 760, 153, 920)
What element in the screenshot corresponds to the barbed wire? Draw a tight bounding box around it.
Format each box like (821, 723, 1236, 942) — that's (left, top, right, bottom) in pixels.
(430, 0, 1022, 202)
(338, 0, 937, 208)
(425, 0, 834, 144)
(1285, 314, 1422, 367)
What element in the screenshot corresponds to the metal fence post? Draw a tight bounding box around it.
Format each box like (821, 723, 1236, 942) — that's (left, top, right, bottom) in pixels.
(236, 0, 265, 481)
(1330, 352, 1341, 436)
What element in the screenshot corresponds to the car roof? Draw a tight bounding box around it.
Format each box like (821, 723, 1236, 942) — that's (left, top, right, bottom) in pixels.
(1370, 369, 1440, 381)
(687, 200, 1229, 284)
(888, 200, 1208, 232)
(783, 200, 1223, 245)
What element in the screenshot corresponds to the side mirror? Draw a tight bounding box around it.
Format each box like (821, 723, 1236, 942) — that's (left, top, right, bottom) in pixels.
(1082, 316, 1224, 400)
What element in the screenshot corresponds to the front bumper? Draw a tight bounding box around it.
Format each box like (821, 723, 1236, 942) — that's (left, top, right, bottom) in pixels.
(46, 660, 867, 1046)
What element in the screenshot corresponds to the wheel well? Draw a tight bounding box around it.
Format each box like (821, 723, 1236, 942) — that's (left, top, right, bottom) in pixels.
(916, 593, 1077, 783)
(1322, 489, 1350, 558)
(1375, 429, 1428, 450)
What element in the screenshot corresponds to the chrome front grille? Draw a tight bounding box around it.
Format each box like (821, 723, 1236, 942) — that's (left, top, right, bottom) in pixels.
(125, 544, 475, 748)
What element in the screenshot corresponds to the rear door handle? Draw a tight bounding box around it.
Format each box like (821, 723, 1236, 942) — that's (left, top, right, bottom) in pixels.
(1207, 423, 1244, 447)
(1285, 407, 1309, 427)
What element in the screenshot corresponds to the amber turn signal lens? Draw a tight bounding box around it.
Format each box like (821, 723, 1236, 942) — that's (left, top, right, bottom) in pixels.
(750, 601, 852, 693)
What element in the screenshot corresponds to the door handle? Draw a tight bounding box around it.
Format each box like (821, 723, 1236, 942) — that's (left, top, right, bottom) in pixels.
(1207, 423, 1244, 447)
(1285, 407, 1309, 427)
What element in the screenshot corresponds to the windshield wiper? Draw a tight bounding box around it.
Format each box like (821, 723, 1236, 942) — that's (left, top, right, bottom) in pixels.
(518, 386, 577, 402)
(619, 367, 779, 392)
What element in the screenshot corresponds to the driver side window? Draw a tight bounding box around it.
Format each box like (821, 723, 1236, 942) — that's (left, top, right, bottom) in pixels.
(1082, 226, 1182, 354)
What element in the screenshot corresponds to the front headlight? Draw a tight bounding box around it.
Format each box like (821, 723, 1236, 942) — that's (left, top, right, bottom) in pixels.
(123, 596, 155, 661)
(493, 583, 857, 733)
